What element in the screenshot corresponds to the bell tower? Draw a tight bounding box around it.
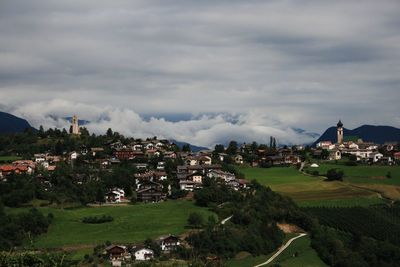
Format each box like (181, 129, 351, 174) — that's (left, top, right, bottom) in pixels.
(337, 120, 343, 144)
(71, 115, 80, 135)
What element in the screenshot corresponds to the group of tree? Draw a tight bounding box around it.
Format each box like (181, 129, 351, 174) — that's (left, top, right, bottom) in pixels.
(0, 205, 52, 250)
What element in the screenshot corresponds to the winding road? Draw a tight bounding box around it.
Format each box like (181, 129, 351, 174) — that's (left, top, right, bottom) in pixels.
(221, 215, 233, 225)
(253, 233, 307, 267)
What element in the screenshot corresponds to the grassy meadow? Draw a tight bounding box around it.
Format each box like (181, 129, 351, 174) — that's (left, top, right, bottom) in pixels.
(0, 155, 22, 162)
(10, 200, 214, 249)
(225, 235, 326, 267)
(268, 235, 327, 267)
(306, 163, 400, 200)
(239, 166, 393, 206)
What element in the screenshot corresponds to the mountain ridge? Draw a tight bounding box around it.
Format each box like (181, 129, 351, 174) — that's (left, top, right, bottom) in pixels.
(313, 124, 400, 146)
(0, 111, 36, 134)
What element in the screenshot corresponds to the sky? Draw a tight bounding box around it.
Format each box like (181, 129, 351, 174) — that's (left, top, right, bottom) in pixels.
(0, 0, 399, 147)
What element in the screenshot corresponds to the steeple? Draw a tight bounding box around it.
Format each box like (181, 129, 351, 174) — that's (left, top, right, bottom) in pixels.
(337, 120, 343, 144)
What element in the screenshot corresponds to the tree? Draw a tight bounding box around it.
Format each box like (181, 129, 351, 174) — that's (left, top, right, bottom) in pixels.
(182, 144, 191, 152)
(226, 141, 238, 155)
(321, 149, 329, 160)
(106, 128, 113, 138)
(144, 238, 161, 257)
(187, 212, 204, 228)
(214, 144, 225, 154)
(326, 169, 344, 181)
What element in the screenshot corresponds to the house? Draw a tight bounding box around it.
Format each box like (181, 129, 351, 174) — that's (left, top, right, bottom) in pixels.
(341, 149, 374, 161)
(133, 163, 148, 170)
(114, 148, 143, 160)
(158, 235, 180, 252)
(34, 153, 47, 163)
(91, 147, 104, 157)
(106, 188, 125, 203)
(207, 169, 236, 182)
(187, 172, 203, 184)
(69, 151, 78, 160)
(369, 152, 384, 163)
(227, 179, 248, 190)
(234, 155, 244, 164)
(348, 142, 359, 149)
(105, 245, 129, 261)
(136, 181, 166, 202)
(394, 152, 400, 161)
(198, 155, 212, 165)
(0, 164, 32, 178)
(329, 150, 342, 161)
(185, 157, 198, 166)
(157, 161, 165, 170)
(164, 151, 177, 159)
(133, 246, 154, 261)
(132, 144, 143, 151)
(218, 153, 228, 162)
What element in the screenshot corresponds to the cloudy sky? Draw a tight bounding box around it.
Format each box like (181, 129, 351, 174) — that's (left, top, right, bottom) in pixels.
(1, 0, 399, 147)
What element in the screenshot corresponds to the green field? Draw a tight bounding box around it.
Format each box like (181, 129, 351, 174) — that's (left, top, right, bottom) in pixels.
(239, 166, 387, 206)
(305, 164, 400, 200)
(225, 235, 326, 267)
(269, 235, 327, 267)
(307, 164, 400, 185)
(0, 156, 22, 162)
(10, 200, 214, 249)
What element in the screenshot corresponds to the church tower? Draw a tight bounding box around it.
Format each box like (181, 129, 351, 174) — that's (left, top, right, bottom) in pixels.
(71, 115, 80, 135)
(337, 120, 343, 144)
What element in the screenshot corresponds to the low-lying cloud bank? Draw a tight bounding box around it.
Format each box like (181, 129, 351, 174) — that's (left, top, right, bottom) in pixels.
(10, 99, 318, 148)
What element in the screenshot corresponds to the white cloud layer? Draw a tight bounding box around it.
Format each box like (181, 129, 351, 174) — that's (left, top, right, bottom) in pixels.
(11, 99, 318, 147)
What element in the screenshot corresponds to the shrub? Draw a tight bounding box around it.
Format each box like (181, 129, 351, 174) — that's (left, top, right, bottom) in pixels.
(82, 215, 113, 224)
(326, 169, 344, 181)
(187, 212, 204, 228)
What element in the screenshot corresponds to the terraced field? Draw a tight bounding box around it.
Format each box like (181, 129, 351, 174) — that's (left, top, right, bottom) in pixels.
(239, 166, 386, 207)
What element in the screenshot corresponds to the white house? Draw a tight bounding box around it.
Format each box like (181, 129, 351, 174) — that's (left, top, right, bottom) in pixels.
(348, 142, 359, 149)
(234, 155, 244, 164)
(69, 151, 78, 160)
(158, 235, 180, 252)
(106, 188, 125, 203)
(329, 150, 342, 161)
(369, 152, 384, 163)
(134, 248, 154, 261)
(34, 153, 47, 163)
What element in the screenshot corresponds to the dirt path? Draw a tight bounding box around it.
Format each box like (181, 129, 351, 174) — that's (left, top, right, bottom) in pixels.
(221, 215, 233, 225)
(253, 233, 307, 267)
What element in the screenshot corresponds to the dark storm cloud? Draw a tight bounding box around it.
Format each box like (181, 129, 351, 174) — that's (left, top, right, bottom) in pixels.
(0, 0, 399, 146)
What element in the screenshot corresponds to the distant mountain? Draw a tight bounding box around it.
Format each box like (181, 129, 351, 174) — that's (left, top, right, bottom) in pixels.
(171, 140, 209, 152)
(0, 111, 36, 134)
(313, 125, 400, 146)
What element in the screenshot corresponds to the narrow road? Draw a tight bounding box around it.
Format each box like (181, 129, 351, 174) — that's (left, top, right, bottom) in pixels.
(254, 233, 307, 267)
(221, 215, 233, 225)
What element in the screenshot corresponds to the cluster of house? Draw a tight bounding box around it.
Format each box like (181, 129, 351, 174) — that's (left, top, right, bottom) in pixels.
(104, 234, 180, 266)
(0, 160, 35, 180)
(176, 153, 248, 191)
(315, 120, 399, 164)
(111, 139, 177, 161)
(0, 152, 77, 180)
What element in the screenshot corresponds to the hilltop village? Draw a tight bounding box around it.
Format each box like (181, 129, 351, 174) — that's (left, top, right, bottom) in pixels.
(1, 117, 400, 266)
